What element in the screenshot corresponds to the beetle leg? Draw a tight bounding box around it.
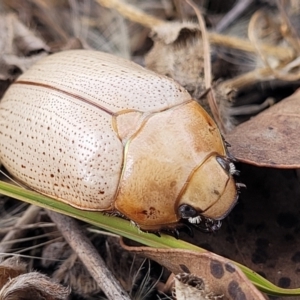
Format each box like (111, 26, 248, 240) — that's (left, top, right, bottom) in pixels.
(191, 217, 222, 233)
(152, 231, 161, 238)
(216, 156, 240, 176)
(236, 182, 246, 189)
(183, 225, 194, 237)
(174, 223, 194, 238)
(227, 152, 238, 162)
(236, 182, 246, 193)
(173, 228, 180, 239)
(203, 219, 222, 232)
(157, 223, 194, 238)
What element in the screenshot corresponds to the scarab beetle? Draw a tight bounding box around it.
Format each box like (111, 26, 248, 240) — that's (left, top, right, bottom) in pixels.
(0, 50, 239, 232)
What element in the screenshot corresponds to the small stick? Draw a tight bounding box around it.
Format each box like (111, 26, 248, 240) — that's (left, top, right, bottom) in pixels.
(95, 0, 294, 60)
(208, 33, 293, 60)
(215, 0, 254, 32)
(47, 211, 130, 300)
(185, 0, 224, 131)
(95, 0, 163, 27)
(219, 66, 274, 91)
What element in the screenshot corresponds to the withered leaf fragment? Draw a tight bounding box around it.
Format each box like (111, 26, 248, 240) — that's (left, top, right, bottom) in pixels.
(0, 272, 70, 300)
(226, 89, 300, 168)
(121, 241, 265, 299)
(0, 257, 27, 289)
(145, 22, 208, 110)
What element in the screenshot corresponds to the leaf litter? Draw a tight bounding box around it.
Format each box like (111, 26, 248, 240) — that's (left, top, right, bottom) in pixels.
(1, 0, 300, 299)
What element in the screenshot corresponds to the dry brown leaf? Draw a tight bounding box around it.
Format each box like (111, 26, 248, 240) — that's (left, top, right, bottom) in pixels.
(225, 89, 300, 168)
(121, 241, 265, 300)
(0, 257, 27, 289)
(0, 272, 70, 300)
(145, 22, 208, 111)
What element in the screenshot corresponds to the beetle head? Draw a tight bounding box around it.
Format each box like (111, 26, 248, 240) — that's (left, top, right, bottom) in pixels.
(177, 154, 238, 231)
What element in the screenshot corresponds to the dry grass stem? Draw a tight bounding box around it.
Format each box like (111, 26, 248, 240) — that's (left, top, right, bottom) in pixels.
(215, 0, 253, 32)
(0, 222, 56, 235)
(96, 0, 164, 28)
(47, 210, 130, 300)
(0, 205, 41, 254)
(96, 0, 294, 62)
(209, 32, 294, 60)
(219, 67, 275, 91)
(185, 0, 223, 131)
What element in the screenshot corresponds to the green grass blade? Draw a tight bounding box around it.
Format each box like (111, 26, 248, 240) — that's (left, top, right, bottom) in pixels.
(0, 180, 300, 296)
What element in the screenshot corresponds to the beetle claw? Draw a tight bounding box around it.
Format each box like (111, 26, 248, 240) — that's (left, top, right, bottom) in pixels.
(236, 182, 246, 189)
(178, 223, 194, 237)
(173, 228, 180, 239)
(173, 225, 195, 238)
(156, 223, 194, 238)
(153, 231, 161, 237)
(236, 182, 246, 193)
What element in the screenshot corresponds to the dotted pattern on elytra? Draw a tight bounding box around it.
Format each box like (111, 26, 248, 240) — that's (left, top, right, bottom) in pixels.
(18, 50, 191, 113)
(0, 84, 123, 210)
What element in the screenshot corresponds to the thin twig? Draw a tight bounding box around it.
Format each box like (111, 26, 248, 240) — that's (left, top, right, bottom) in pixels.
(277, 0, 300, 55)
(0, 222, 56, 235)
(95, 0, 294, 61)
(185, 0, 224, 131)
(215, 0, 254, 32)
(95, 0, 164, 27)
(219, 66, 274, 91)
(47, 211, 130, 300)
(208, 32, 293, 60)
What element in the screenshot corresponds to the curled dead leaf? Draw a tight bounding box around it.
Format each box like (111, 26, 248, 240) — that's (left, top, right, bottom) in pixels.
(145, 22, 208, 111)
(121, 241, 265, 300)
(0, 256, 69, 300)
(0, 257, 27, 289)
(0, 272, 70, 300)
(225, 89, 300, 168)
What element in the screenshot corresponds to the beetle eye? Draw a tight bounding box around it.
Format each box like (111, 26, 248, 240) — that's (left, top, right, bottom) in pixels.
(216, 156, 239, 176)
(178, 204, 199, 219)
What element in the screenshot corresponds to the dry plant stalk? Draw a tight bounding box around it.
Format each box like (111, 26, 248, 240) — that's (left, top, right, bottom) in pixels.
(95, 0, 297, 132)
(95, 0, 294, 60)
(47, 211, 130, 300)
(185, 0, 223, 131)
(95, 0, 164, 28)
(220, 3, 300, 93)
(0, 205, 41, 254)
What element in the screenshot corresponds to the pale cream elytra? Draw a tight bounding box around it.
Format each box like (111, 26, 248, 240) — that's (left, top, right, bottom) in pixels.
(0, 50, 238, 231)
